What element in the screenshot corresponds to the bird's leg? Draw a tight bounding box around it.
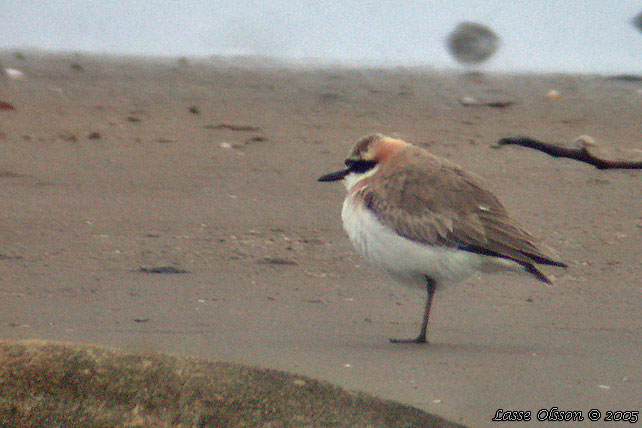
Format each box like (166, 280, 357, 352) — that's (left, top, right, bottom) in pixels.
(390, 277, 436, 344)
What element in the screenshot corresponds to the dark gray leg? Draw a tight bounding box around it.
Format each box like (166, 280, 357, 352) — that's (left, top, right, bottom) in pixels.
(390, 277, 436, 344)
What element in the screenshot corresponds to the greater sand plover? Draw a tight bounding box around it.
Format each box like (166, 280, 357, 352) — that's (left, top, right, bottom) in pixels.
(318, 134, 567, 344)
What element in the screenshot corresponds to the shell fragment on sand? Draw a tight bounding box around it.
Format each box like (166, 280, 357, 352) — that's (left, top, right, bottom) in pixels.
(574, 135, 642, 164)
(4, 68, 25, 79)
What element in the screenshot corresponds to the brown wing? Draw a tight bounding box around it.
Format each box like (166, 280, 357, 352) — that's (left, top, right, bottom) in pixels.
(360, 153, 565, 267)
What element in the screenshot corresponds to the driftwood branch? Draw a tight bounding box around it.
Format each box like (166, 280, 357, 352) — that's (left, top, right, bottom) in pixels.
(496, 136, 642, 170)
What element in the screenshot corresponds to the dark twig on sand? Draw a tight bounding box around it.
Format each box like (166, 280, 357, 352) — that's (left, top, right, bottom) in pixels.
(138, 266, 189, 274)
(496, 136, 642, 170)
(204, 123, 261, 132)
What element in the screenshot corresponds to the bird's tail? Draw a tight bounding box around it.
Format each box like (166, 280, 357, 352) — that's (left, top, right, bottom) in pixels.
(522, 263, 556, 285)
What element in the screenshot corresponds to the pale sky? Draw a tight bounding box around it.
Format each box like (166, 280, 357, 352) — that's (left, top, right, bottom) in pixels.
(1, 1, 641, 73)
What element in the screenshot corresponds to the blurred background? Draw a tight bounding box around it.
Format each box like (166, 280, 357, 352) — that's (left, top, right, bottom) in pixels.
(1, 0, 641, 73)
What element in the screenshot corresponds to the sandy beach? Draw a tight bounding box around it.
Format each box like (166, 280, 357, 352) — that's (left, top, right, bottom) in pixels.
(1, 52, 641, 427)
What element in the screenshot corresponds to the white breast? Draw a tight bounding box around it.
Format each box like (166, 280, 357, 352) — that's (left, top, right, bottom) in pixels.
(341, 194, 494, 289)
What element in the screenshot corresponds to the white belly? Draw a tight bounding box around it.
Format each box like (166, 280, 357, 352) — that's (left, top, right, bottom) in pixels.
(341, 196, 519, 289)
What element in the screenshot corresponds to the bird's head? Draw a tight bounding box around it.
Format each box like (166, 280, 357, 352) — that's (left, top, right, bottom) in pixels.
(318, 134, 406, 190)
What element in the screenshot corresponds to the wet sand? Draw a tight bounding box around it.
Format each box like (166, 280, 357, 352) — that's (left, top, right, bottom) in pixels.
(1, 52, 641, 427)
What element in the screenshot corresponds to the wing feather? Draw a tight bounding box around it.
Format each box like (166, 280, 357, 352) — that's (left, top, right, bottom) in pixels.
(360, 150, 564, 267)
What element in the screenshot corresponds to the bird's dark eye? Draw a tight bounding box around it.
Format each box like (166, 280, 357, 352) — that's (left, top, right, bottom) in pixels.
(345, 159, 378, 173)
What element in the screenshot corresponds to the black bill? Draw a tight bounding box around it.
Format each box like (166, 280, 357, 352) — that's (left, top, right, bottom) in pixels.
(318, 169, 349, 182)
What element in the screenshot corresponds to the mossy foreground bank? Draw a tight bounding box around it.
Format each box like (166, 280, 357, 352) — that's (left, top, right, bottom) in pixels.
(0, 340, 466, 428)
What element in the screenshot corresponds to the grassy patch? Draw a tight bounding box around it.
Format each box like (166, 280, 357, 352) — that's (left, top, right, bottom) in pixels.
(0, 340, 466, 428)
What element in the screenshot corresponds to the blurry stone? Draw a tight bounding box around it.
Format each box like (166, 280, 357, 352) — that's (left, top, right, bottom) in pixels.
(446, 22, 500, 65)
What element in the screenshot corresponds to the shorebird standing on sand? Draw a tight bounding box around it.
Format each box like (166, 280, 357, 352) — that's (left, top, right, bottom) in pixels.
(318, 134, 567, 344)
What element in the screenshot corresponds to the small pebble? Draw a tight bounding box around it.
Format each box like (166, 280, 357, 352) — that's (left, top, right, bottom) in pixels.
(460, 96, 478, 106)
(546, 89, 561, 99)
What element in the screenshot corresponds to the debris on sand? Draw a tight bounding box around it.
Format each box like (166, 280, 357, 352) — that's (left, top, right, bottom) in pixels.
(4, 68, 25, 80)
(219, 137, 267, 150)
(0, 170, 24, 178)
(258, 257, 298, 266)
(187, 105, 200, 114)
(155, 137, 174, 144)
(495, 135, 642, 169)
(546, 89, 562, 99)
(245, 135, 267, 144)
(606, 74, 642, 82)
(138, 266, 189, 274)
(0, 253, 24, 260)
(446, 22, 500, 66)
(0, 101, 16, 111)
(319, 92, 343, 104)
(459, 97, 514, 108)
(205, 123, 261, 132)
(58, 131, 79, 142)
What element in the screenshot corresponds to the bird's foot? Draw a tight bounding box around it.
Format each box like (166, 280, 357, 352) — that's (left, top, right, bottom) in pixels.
(389, 335, 427, 344)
